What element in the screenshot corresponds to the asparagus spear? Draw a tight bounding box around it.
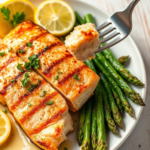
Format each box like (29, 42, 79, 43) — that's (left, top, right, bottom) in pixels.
(75, 11, 85, 24)
(85, 59, 107, 150)
(96, 82, 107, 150)
(77, 105, 86, 145)
(111, 87, 124, 115)
(118, 55, 129, 65)
(93, 58, 134, 118)
(101, 49, 144, 86)
(95, 53, 145, 106)
(99, 73, 124, 129)
(102, 88, 119, 135)
(81, 98, 92, 150)
(84, 14, 94, 23)
(91, 99, 97, 149)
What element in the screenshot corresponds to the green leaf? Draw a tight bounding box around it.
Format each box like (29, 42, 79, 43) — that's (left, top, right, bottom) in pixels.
(21, 73, 29, 87)
(0, 52, 5, 56)
(17, 50, 26, 53)
(11, 79, 16, 83)
(3, 109, 7, 114)
(1, 7, 25, 28)
(38, 79, 41, 83)
(64, 147, 68, 150)
(54, 74, 59, 80)
(8, 48, 13, 52)
(28, 54, 40, 69)
(27, 103, 32, 107)
(46, 101, 54, 105)
(73, 73, 80, 81)
(24, 62, 32, 72)
(40, 91, 47, 97)
(17, 63, 24, 73)
(28, 83, 39, 92)
(26, 42, 33, 48)
(57, 70, 63, 74)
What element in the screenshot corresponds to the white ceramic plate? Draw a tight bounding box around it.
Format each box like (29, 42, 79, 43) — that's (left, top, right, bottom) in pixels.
(0, 0, 147, 150)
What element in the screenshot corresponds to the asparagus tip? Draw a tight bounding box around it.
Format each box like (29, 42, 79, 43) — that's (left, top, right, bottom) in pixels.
(119, 121, 125, 131)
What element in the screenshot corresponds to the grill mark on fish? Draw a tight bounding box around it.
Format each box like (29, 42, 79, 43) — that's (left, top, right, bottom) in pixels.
(11, 80, 45, 111)
(14, 21, 35, 38)
(43, 54, 73, 76)
(18, 31, 48, 53)
(0, 44, 7, 51)
(0, 56, 16, 72)
(57, 65, 88, 87)
(37, 41, 63, 58)
(0, 72, 25, 95)
(37, 140, 54, 149)
(29, 107, 66, 135)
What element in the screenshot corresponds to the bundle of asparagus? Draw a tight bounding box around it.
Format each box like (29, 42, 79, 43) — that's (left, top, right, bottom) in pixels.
(62, 12, 145, 150)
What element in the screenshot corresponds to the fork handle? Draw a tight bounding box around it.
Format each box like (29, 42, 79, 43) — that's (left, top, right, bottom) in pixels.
(126, 0, 140, 15)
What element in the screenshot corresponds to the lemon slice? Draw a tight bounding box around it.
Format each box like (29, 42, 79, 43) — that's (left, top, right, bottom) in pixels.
(35, 0, 76, 36)
(0, 0, 36, 38)
(0, 110, 11, 146)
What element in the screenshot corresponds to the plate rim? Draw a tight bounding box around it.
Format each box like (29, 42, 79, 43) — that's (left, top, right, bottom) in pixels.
(65, 0, 147, 149)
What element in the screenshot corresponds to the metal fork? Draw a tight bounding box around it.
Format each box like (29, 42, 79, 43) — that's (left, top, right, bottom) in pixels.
(95, 0, 140, 53)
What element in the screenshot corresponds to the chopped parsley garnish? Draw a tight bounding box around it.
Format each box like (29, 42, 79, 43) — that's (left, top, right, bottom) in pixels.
(38, 79, 41, 83)
(73, 73, 80, 81)
(24, 62, 32, 71)
(28, 83, 39, 92)
(27, 103, 31, 107)
(46, 101, 54, 105)
(17, 63, 24, 73)
(54, 74, 59, 80)
(40, 91, 47, 97)
(3, 109, 7, 114)
(57, 70, 63, 74)
(1, 6, 25, 28)
(8, 48, 13, 52)
(11, 79, 16, 83)
(43, 46, 48, 51)
(26, 42, 33, 47)
(64, 147, 68, 150)
(28, 54, 40, 69)
(17, 50, 26, 53)
(21, 73, 29, 87)
(0, 52, 5, 56)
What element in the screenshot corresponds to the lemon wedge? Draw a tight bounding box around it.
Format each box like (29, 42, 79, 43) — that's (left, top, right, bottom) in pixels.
(0, 110, 11, 146)
(0, 0, 36, 38)
(34, 0, 76, 36)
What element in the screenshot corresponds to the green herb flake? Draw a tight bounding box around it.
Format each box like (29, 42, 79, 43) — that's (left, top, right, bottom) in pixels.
(46, 101, 54, 105)
(27, 103, 32, 107)
(3, 109, 7, 114)
(57, 70, 63, 74)
(43, 46, 48, 51)
(38, 79, 41, 83)
(40, 91, 47, 97)
(1, 6, 25, 28)
(54, 74, 59, 80)
(28, 54, 40, 69)
(0, 52, 5, 56)
(17, 63, 24, 73)
(64, 147, 68, 150)
(8, 48, 13, 52)
(26, 42, 33, 48)
(21, 73, 29, 88)
(17, 50, 26, 53)
(11, 79, 16, 83)
(28, 83, 39, 92)
(24, 62, 32, 72)
(73, 73, 80, 81)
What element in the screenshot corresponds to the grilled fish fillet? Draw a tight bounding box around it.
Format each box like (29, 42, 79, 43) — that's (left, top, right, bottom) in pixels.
(3, 21, 100, 112)
(65, 23, 100, 62)
(0, 44, 73, 150)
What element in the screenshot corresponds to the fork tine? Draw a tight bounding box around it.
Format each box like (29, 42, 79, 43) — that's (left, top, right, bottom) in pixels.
(95, 36, 122, 53)
(99, 26, 116, 38)
(96, 20, 111, 31)
(100, 31, 120, 44)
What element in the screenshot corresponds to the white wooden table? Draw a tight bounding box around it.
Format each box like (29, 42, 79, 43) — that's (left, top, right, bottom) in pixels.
(88, 0, 150, 149)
